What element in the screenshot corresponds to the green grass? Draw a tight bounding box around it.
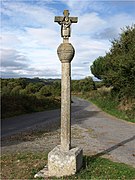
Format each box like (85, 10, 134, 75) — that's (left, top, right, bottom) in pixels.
(77, 91, 135, 123)
(90, 97, 135, 123)
(1, 152, 135, 179)
(69, 156, 135, 179)
(1, 152, 48, 179)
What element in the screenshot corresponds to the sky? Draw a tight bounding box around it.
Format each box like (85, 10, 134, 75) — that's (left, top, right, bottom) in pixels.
(1, 0, 135, 79)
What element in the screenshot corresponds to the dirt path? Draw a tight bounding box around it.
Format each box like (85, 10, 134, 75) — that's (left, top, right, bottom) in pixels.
(2, 97, 135, 168)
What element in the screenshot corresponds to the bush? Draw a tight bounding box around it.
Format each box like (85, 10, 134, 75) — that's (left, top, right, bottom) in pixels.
(72, 76, 96, 93)
(1, 94, 61, 119)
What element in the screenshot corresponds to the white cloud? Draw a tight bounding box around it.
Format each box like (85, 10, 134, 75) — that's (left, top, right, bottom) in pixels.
(95, 13, 135, 40)
(73, 36, 110, 63)
(1, 1, 56, 28)
(1, 1, 135, 79)
(1, 33, 22, 49)
(74, 12, 106, 35)
(1, 48, 61, 79)
(108, 13, 135, 31)
(25, 27, 60, 48)
(1, 49, 28, 68)
(61, 0, 90, 13)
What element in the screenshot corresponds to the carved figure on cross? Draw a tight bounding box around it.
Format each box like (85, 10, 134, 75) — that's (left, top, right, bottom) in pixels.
(54, 10, 78, 40)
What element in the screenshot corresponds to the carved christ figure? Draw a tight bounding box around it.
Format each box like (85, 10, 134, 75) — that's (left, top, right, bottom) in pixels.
(55, 10, 78, 40)
(58, 12, 71, 38)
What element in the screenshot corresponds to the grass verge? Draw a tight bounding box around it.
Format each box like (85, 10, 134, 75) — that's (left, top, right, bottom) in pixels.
(1, 152, 135, 179)
(77, 91, 135, 123)
(1, 152, 48, 179)
(90, 97, 135, 123)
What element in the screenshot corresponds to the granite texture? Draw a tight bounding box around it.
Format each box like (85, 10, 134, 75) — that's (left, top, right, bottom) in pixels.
(35, 145, 83, 178)
(61, 62, 71, 151)
(57, 43, 75, 63)
(48, 145, 83, 177)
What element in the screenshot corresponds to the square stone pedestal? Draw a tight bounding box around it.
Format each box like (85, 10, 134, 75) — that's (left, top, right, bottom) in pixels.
(34, 145, 83, 178)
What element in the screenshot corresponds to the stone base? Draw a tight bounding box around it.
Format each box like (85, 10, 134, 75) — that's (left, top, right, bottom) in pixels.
(34, 145, 83, 178)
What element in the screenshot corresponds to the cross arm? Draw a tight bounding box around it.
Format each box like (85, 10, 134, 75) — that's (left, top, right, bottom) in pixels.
(54, 16, 63, 23)
(54, 16, 78, 23)
(70, 17, 78, 23)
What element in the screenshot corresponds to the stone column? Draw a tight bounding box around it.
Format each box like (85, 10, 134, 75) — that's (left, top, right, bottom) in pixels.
(61, 62, 71, 151)
(57, 42, 75, 151)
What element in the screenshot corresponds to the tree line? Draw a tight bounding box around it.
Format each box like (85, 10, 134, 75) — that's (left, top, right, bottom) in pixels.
(1, 77, 96, 118)
(1, 78, 61, 118)
(90, 25, 135, 120)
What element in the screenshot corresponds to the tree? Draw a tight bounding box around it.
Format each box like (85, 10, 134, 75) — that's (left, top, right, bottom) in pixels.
(71, 77, 96, 93)
(39, 85, 52, 97)
(91, 56, 106, 80)
(52, 81, 61, 96)
(90, 25, 135, 98)
(25, 83, 43, 94)
(11, 85, 22, 95)
(79, 77, 96, 92)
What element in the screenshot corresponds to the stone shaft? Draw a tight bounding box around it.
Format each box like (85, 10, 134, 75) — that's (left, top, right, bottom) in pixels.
(61, 62, 71, 151)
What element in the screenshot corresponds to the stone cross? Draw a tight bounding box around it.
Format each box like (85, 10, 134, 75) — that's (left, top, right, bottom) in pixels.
(34, 10, 82, 178)
(55, 10, 78, 43)
(55, 10, 78, 152)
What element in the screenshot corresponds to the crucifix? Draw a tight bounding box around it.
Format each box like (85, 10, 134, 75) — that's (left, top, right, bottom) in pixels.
(35, 10, 82, 178)
(55, 10, 78, 42)
(55, 10, 78, 151)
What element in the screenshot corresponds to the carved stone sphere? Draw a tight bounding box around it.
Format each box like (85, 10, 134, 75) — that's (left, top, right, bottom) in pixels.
(57, 43, 75, 63)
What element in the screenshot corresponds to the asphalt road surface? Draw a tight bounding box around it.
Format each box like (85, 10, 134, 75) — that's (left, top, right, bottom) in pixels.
(2, 97, 89, 137)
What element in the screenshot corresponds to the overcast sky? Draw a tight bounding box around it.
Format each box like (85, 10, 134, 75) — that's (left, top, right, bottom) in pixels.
(1, 0, 135, 79)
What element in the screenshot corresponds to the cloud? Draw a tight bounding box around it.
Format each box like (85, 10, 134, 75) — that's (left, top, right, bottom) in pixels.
(1, 48, 30, 78)
(73, 36, 110, 62)
(1, 0, 135, 79)
(60, 0, 106, 15)
(1, 49, 28, 69)
(1, 48, 61, 79)
(1, 1, 56, 30)
(108, 13, 135, 30)
(1, 71, 22, 79)
(61, 0, 91, 14)
(94, 27, 119, 40)
(1, 33, 22, 49)
(25, 27, 60, 48)
(73, 12, 106, 36)
(94, 13, 135, 40)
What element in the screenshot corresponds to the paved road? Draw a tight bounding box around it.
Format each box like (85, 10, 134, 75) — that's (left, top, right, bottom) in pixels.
(2, 97, 135, 167)
(71, 99, 135, 167)
(1, 97, 89, 137)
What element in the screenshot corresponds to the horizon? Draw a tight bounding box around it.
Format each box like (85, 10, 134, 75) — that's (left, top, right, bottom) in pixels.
(1, 76, 100, 81)
(1, 0, 135, 79)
